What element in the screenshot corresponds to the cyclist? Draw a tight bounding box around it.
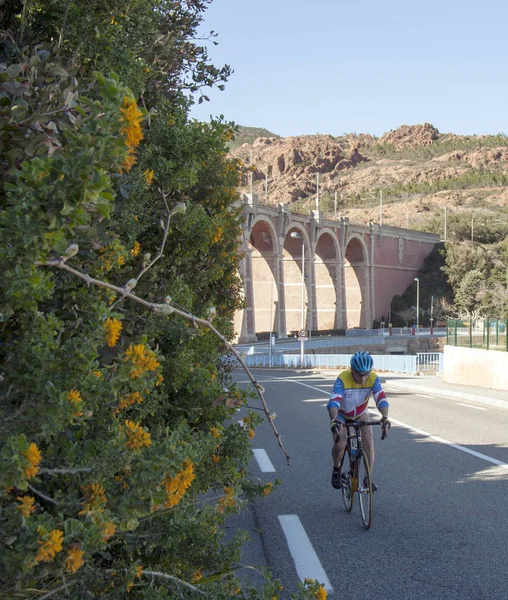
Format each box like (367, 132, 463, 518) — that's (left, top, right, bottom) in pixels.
(327, 351, 390, 491)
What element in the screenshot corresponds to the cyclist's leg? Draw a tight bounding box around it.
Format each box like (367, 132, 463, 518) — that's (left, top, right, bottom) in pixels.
(332, 426, 347, 468)
(358, 411, 374, 474)
(331, 426, 347, 488)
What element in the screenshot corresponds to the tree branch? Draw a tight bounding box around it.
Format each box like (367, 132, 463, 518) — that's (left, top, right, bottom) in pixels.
(38, 580, 77, 600)
(27, 484, 61, 506)
(39, 467, 93, 475)
(36, 245, 291, 464)
(141, 571, 206, 596)
(111, 194, 185, 308)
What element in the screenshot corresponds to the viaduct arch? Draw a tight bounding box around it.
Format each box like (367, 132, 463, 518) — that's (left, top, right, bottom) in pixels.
(235, 195, 440, 343)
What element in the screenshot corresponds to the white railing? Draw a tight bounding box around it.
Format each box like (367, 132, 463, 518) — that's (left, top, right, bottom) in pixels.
(238, 353, 437, 374)
(416, 352, 444, 371)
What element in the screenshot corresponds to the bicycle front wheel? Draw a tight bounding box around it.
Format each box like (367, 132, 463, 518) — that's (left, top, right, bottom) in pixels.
(340, 451, 354, 512)
(357, 453, 373, 529)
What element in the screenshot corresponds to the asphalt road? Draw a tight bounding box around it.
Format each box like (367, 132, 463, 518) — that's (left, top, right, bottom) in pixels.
(233, 368, 508, 600)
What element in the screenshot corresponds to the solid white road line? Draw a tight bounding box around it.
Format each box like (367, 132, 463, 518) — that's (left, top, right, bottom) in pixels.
(253, 448, 276, 472)
(455, 402, 488, 411)
(416, 394, 434, 398)
(253, 377, 507, 470)
(390, 417, 508, 470)
(278, 515, 333, 593)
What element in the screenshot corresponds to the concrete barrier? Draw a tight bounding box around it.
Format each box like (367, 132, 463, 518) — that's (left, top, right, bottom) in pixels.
(443, 345, 508, 391)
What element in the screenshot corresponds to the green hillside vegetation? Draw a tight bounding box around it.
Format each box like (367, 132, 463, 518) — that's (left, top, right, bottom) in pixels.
(228, 125, 279, 150)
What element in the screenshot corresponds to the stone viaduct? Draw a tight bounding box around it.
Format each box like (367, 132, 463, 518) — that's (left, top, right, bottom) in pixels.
(234, 195, 441, 343)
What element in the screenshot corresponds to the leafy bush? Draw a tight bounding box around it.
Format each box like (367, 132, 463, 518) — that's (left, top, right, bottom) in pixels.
(0, 3, 324, 599)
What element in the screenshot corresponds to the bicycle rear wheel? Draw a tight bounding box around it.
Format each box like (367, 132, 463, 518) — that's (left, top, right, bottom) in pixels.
(340, 451, 354, 512)
(357, 453, 373, 529)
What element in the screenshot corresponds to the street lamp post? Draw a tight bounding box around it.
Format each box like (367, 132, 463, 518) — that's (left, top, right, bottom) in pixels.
(291, 231, 305, 367)
(430, 295, 434, 336)
(414, 277, 420, 336)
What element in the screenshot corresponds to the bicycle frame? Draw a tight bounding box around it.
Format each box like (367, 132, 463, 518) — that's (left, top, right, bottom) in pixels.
(339, 420, 385, 529)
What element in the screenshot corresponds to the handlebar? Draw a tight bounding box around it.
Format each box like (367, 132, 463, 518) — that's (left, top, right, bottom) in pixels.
(339, 419, 390, 440)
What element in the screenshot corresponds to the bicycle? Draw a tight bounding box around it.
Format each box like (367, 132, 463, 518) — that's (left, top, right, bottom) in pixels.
(338, 420, 388, 530)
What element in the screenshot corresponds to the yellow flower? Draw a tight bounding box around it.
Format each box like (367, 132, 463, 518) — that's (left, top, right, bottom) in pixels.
(115, 392, 143, 414)
(124, 420, 151, 450)
(135, 565, 143, 579)
(156, 374, 164, 386)
(79, 483, 107, 515)
(130, 241, 141, 257)
(67, 389, 82, 404)
(316, 587, 327, 600)
(117, 254, 125, 266)
(36, 529, 64, 563)
(23, 443, 41, 479)
(121, 148, 138, 173)
(210, 427, 221, 438)
(192, 570, 203, 582)
(163, 459, 195, 508)
(124, 344, 160, 379)
(104, 318, 123, 348)
(102, 521, 117, 540)
(211, 454, 220, 465)
(93, 370, 103, 378)
(120, 96, 144, 148)
(263, 482, 273, 496)
(217, 486, 236, 514)
(248, 428, 255, 439)
(17, 495, 36, 517)
(65, 547, 84, 573)
(143, 169, 154, 187)
(212, 227, 223, 243)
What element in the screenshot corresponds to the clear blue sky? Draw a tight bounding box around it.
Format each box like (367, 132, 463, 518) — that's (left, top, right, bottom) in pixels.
(190, 0, 508, 138)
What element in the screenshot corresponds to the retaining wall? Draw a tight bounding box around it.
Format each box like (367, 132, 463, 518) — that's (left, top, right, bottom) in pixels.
(443, 345, 508, 391)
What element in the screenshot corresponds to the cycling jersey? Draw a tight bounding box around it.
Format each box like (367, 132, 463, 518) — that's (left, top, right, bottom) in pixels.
(327, 370, 388, 420)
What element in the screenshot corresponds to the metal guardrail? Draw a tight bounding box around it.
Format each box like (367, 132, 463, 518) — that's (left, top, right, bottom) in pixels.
(237, 337, 384, 354)
(238, 352, 442, 374)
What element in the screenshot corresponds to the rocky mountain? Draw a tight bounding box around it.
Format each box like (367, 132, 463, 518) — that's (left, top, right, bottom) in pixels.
(230, 123, 508, 241)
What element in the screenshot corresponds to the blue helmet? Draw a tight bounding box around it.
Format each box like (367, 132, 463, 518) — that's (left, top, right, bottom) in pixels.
(350, 351, 373, 374)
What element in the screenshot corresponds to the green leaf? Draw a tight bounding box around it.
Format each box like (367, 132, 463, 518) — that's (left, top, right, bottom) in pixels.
(50, 66, 69, 78)
(5, 64, 23, 78)
(28, 273, 42, 285)
(60, 201, 75, 216)
(95, 200, 111, 218)
(37, 50, 51, 62)
(6, 148, 22, 168)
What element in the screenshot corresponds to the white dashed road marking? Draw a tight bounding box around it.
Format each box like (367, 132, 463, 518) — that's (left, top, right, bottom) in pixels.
(253, 448, 276, 472)
(455, 402, 488, 411)
(278, 515, 333, 593)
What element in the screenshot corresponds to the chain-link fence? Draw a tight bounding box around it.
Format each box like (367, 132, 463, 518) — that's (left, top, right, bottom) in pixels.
(446, 319, 508, 352)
